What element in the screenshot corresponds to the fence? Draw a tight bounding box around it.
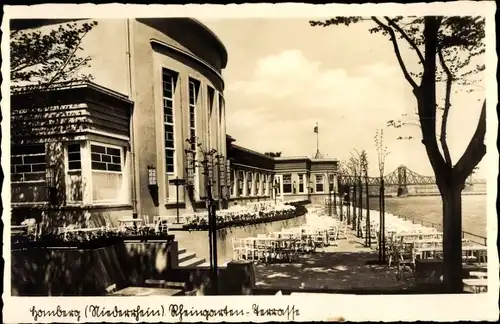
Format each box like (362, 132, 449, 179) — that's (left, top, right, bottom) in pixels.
(401, 215, 487, 246)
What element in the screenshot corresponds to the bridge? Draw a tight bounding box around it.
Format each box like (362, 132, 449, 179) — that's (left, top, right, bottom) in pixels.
(338, 165, 486, 196)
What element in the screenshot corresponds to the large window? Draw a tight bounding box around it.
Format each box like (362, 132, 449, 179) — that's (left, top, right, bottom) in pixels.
(315, 174, 324, 193)
(283, 174, 292, 193)
(163, 69, 177, 174)
(91, 144, 122, 171)
(91, 143, 123, 202)
(188, 78, 199, 151)
(67, 143, 82, 202)
(207, 86, 215, 148)
(11, 143, 46, 182)
(328, 174, 334, 192)
(67, 143, 82, 170)
(299, 174, 304, 193)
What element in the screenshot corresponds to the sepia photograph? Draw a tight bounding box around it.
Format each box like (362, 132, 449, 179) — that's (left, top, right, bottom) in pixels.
(1, 2, 498, 322)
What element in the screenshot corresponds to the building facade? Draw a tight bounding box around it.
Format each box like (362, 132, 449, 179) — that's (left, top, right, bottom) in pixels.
(10, 18, 337, 230)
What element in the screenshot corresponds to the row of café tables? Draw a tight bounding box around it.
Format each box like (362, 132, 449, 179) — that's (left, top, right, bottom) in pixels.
(232, 210, 345, 264)
(363, 209, 488, 293)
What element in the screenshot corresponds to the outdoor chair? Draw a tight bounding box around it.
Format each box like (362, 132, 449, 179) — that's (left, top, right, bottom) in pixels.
(327, 226, 338, 242)
(394, 244, 415, 281)
(232, 238, 244, 261)
(262, 240, 275, 263)
(244, 239, 258, 261)
(462, 250, 478, 264)
(105, 283, 117, 296)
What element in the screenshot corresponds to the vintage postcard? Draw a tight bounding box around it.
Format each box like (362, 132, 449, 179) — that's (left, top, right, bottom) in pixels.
(1, 2, 498, 322)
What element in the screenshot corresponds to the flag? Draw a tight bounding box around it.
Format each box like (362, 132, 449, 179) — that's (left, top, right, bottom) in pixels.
(314, 125, 318, 133)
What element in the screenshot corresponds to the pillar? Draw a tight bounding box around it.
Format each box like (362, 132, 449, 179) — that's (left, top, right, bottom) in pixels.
(243, 171, 248, 197)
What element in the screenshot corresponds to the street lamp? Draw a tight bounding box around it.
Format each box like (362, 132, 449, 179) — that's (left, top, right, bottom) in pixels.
(273, 180, 280, 204)
(169, 177, 185, 224)
(375, 129, 389, 263)
(186, 136, 220, 294)
(328, 173, 334, 217)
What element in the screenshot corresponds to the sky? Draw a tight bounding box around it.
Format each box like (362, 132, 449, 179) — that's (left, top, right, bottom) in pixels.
(201, 18, 488, 179)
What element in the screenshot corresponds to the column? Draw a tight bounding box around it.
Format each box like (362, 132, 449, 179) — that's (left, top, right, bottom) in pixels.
(233, 170, 238, 198)
(80, 141, 92, 205)
(243, 171, 248, 197)
(250, 171, 256, 196)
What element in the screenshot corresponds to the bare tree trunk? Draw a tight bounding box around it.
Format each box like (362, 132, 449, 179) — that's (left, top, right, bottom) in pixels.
(441, 182, 464, 293)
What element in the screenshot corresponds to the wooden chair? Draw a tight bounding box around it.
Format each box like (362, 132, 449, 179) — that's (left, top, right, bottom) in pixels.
(232, 238, 244, 261)
(395, 243, 415, 281)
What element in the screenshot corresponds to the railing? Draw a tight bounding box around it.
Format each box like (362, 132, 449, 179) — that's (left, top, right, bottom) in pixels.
(462, 231, 488, 247)
(401, 215, 487, 246)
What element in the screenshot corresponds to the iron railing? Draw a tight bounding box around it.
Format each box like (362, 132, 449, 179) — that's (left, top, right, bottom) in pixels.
(401, 215, 487, 246)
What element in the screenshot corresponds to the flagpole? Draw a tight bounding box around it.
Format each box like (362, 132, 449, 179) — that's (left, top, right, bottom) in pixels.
(316, 122, 319, 155)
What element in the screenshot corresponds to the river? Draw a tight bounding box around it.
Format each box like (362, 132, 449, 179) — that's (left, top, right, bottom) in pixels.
(361, 195, 487, 238)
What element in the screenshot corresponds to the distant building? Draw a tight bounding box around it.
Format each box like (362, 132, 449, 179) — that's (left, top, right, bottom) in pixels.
(9, 18, 337, 230)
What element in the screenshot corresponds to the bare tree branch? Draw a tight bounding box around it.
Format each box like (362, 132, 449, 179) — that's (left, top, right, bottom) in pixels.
(454, 100, 486, 183)
(384, 16, 425, 65)
(438, 47, 453, 166)
(372, 17, 419, 90)
(46, 29, 90, 85)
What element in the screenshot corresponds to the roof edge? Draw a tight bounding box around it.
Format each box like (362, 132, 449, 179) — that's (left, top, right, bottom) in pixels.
(188, 18, 228, 69)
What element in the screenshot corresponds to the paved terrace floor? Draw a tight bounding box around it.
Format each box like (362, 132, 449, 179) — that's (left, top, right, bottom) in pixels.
(254, 230, 415, 293)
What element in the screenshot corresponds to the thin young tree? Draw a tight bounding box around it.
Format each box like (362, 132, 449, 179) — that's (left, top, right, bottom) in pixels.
(10, 20, 98, 140)
(9, 20, 98, 228)
(311, 16, 486, 292)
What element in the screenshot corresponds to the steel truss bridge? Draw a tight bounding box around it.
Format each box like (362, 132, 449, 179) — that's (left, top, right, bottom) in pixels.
(337, 165, 486, 188)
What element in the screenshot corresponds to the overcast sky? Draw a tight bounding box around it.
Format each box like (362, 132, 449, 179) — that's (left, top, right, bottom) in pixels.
(202, 18, 487, 179)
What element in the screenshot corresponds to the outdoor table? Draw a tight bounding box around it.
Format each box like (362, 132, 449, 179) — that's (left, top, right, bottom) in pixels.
(65, 227, 105, 232)
(118, 219, 145, 230)
(113, 286, 182, 296)
(462, 244, 487, 264)
(119, 218, 145, 224)
(11, 225, 27, 236)
(414, 244, 487, 263)
(469, 271, 487, 278)
(462, 278, 488, 293)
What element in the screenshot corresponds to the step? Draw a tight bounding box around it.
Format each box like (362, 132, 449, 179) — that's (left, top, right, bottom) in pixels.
(178, 252, 197, 263)
(178, 248, 187, 255)
(179, 257, 206, 268)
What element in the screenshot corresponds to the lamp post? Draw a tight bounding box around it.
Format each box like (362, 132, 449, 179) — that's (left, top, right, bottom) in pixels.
(186, 136, 220, 294)
(375, 129, 389, 264)
(357, 174, 362, 237)
(273, 180, 279, 205)
(328, 174, 334, 217)
(352, 176, 357, 231)
(169, 177, 185, 224)
(338, 175, 343, 221)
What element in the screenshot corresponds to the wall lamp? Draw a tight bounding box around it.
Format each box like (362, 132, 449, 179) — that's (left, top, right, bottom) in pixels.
(147, 165, 157, 187)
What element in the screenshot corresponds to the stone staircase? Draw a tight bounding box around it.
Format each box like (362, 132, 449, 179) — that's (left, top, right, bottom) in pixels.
(177, 248, 206, 268)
